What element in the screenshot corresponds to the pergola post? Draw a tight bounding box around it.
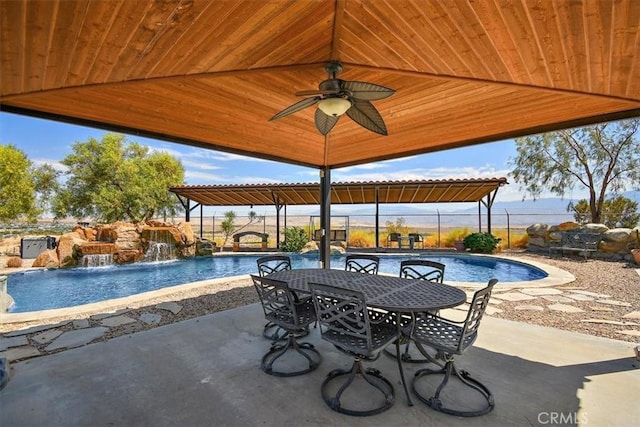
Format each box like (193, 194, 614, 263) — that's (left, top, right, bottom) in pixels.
(274, 200, 283, 249)
(375, 186, 380, 248)
(320, 167, 331, 269)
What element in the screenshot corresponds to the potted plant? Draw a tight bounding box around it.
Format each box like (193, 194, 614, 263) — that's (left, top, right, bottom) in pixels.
(454, 240, 466, 252)
(463, 232, 501, 254)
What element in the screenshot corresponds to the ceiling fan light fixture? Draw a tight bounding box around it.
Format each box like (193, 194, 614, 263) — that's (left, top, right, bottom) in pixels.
(318, 97, 352, 117)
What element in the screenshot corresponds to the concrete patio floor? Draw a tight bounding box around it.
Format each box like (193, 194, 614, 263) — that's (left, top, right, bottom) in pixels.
(1, 303, 638, 427)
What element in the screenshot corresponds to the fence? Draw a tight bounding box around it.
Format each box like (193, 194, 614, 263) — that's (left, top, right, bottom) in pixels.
(186, 211, 584, 250)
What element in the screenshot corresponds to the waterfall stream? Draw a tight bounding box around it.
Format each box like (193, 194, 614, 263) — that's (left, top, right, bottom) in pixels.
(143, 230, 177, 262)
(81, 254, 113, 267)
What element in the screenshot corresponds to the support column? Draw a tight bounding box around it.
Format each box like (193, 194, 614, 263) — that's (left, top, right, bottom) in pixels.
(320, 167, 331, 269)
(375, 187, 380, 248)
(486, 194, 492, 234)
(275, 200, 283, 249)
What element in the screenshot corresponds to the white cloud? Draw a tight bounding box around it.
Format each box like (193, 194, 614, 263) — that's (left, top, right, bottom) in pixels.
(336, 163, 390, 173)
(146, 145, 184, 158)
(184, 170, 229, 183)
(185, 149, 269, 163)
(180, 159, 221, 171)
(32, 158, 68, 172)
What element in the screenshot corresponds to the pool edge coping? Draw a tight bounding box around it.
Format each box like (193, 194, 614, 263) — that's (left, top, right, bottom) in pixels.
(0, 254, 574, 325)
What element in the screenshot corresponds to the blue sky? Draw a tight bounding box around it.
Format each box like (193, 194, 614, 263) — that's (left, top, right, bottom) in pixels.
(0, 111, 574, 216)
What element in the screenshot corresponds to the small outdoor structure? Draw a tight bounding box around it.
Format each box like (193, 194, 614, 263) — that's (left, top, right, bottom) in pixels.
(170, 178, 508, 251)
(232, 231, 268, 252)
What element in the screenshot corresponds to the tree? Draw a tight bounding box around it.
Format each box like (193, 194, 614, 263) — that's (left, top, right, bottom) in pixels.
(219, 210, 261, 245)
(31, 163, 61, 215)
(0, 144, 38, 222)
(509, 119, 640, 223)
(568, 196, 640, 228)
(52, 133, 185, 223)
(385, 217, 409, 234)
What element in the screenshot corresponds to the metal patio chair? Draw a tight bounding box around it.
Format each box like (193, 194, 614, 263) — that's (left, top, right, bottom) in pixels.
(344, 254, 380, 274)
(400, 259, 445, 283)
(408, 233, 425, 249)
(251, 275, 321, 377)
(405, 279, 498, 417)
(386, 232, 401, 248)
(256, 255, 310, 341)
(310, 282, 397, 416)
(385, 260, 446, 363)
(257, 255, 292, 277)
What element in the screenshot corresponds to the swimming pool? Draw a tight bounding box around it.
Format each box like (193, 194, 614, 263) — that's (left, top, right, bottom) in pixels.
(6, 253, 547, 313)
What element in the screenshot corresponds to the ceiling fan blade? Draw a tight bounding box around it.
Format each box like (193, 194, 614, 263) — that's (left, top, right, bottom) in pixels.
(295, 89, 340, 97)
(314, 109, 340, 135)
(342, 81, 395, 100)
(346, 100, 388, 135)
(269, 97, 320, 121)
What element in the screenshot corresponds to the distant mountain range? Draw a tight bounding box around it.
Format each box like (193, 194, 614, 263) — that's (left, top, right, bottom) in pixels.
(278, 191, 640, 228)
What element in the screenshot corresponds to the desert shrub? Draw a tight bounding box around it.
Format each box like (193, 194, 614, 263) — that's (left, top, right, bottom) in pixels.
(442, 227, 473, 248)
(463, 232, 501, 253)
(511, 233, 529, 249)
(280, 227, 308, 252)
(348, 230, 374, 248)
(481, 230, 528, 250)
(385, 217, 410, 235)
(6, 256, 22, 268)
(423, 234, 439, 248)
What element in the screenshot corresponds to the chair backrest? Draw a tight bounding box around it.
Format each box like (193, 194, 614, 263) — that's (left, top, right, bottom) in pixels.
(399, 260, 445, 283)
(256, 255, 292, 277)
(251, 274, 307, 330)
(309, 282, 375, 355)
(344, 254, 380, 274)
(408, 233, 423, 242)
(387, 232, 401, 242)
(456, 278, 498, 352)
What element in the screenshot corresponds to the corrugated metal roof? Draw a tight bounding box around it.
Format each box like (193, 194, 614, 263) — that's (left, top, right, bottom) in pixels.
(169, 178, 508, 207)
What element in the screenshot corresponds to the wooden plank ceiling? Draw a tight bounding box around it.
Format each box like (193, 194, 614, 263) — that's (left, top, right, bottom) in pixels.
(169, 178, 508, 207)
(1, 0, 639, 169)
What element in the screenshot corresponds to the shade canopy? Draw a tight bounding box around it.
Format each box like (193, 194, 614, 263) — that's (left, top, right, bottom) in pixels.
(169, 178, 508, 207)
(2, 0, 639, 169)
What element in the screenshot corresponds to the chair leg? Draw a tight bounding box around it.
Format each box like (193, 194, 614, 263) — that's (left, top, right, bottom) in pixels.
(383, 339, 443, 365)
(261, 332, 321, 377)
(320, 358, 395, 417)
(412, 358, 494, 417)
(262, 321, 309, 341)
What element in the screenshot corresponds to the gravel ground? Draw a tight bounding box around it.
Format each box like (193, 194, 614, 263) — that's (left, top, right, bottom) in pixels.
(492, 252, 640, 342)
(2, 252, 639, 351)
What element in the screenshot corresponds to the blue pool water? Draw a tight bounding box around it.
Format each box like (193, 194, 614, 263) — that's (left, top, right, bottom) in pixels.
(6, 253, 547, 313)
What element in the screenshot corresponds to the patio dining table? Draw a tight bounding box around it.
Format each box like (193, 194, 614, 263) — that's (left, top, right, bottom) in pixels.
(266, 268, 467, 406)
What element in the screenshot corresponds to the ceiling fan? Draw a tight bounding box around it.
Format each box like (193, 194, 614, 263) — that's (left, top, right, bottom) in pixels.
(269, 61, 395, 136)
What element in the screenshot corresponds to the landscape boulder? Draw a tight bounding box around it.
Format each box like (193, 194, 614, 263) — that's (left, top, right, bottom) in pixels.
(32, 249, 60, 268)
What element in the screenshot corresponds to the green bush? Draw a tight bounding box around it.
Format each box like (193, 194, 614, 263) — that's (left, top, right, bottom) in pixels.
(280, 226, 309, 252)
(462, 232, 501, 253)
